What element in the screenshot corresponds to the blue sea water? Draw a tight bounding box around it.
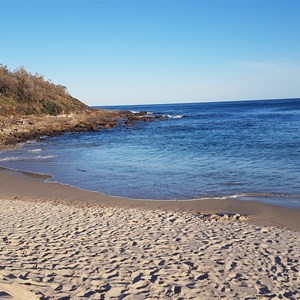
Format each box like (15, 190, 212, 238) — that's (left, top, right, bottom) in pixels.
(1, 99, 300, 208)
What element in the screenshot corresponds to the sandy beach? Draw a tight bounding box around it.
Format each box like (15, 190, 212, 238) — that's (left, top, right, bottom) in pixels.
(0, 169, 300, 299)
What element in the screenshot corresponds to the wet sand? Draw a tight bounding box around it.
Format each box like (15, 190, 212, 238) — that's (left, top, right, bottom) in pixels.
(0, 168, 300, 231)
(0, 168, 300, 299)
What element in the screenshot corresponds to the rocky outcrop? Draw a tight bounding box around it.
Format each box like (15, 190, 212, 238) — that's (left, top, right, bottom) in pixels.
(0, 108, 166, 148)
(0, 65, 168, 148)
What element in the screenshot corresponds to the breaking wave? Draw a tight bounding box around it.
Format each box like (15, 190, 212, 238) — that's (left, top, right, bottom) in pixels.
(166, 114, 184, 119)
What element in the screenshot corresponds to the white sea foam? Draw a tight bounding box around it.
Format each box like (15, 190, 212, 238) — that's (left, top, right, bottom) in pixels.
(167, 114, 184, 119)
(227, 194, 248, 198)
(227, 193, 300, 199)
(0, 155, 57, 162)
(36, 155, 57, 160)
(27, 149, 42, 153)
(0, 157, 24, 162)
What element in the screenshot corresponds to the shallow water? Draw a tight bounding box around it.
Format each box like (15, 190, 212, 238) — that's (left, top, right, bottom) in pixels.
(1, 99, 300, 208)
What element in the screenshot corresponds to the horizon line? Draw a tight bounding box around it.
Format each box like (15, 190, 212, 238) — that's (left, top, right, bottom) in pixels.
(92, 97, 300, 107)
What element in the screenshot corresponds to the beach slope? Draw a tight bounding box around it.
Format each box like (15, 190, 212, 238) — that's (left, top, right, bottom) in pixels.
(0, 169, 300, 299)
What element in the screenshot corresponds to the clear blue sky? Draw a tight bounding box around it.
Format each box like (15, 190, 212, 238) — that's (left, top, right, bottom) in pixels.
(1, 0, 300, 105)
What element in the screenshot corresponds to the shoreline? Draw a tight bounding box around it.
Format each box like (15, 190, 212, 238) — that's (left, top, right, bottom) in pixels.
(1, 167, 299, 299)
(1, 167, 300, 231)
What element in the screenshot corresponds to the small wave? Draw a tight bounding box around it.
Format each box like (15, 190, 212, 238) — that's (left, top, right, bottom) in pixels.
(147, 112, 153, 115)
(130, 110, 139, 113)
(227, 193, 300, 199)
(0, 157, 28, 162)
(227, 193, 249, 199)
(36, 155, 57, 160)
(27, 149, 42, 153)
(0, 155, 57, 162)
(166, 115, 184, 119)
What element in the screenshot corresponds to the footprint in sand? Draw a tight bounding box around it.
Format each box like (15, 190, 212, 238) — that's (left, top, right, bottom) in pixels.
(0, 290, 14, 299)
(0, 282, 38, 300)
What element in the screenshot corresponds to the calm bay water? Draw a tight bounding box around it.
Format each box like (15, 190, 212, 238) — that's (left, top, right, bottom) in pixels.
(1, 99, 300, 208)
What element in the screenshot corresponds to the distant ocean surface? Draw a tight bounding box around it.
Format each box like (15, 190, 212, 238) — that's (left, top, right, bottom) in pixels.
(1, 99, 300, 208)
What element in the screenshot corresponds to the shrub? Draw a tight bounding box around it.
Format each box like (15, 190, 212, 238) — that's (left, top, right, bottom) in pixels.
(0, 64, 86, 115)
(41, 100, 63, 116)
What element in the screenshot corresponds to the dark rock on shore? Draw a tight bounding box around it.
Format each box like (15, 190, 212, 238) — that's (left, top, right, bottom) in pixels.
(0, 108, 166, 148)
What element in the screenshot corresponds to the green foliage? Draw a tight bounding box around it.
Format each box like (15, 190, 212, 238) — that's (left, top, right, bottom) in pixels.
(23, 106, 38, 115)
(0, 64, 86, 115)
(41, 100, 63, 116)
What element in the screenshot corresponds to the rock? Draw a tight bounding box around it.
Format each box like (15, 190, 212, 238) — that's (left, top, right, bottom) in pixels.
(134, 111, 147, 116)
(0, 108, 166, 149)
(13, 120, 24, 125)
(210, 214, 219, 221)
(220, 215, 229, 221)
(233, 214, 241, 220)
(90, 125, 99, 131)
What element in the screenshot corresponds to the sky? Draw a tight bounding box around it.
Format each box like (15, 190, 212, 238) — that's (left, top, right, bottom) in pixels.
(1, 0, 300, 106)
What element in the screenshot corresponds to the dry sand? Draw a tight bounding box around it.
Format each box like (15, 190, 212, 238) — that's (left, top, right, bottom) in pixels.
(0, 169, 300, 299)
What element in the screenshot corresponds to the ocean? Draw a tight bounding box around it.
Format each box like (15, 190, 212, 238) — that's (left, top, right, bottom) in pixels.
(1, 99, 300, 208)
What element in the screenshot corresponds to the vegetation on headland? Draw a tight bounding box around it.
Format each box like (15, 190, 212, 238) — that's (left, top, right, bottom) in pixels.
(0, 64, 164, 148)
(0, 64, 86, 116)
